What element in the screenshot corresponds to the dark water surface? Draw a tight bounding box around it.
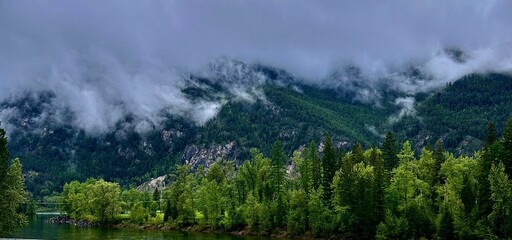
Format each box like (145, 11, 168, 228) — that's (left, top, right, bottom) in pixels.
(12, 214, 269, 240)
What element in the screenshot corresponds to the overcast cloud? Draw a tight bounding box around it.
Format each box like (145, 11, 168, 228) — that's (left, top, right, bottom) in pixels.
(0, 0, 511, 133)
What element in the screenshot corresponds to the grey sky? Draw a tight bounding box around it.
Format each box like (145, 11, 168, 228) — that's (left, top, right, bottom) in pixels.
(0, 0, 511, 132)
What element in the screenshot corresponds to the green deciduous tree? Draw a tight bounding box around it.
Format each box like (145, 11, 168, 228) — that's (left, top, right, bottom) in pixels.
(130, 203, 147, 224)
(86, 179, 122, 224)
(381, 160, 435, 239)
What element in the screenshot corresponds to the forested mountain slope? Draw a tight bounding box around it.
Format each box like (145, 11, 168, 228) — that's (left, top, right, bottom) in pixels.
(2, 71, 511, 196)
(394, 73, 512, 154)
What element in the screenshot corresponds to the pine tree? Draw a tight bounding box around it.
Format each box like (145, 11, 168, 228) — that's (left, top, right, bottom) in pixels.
(460, 174, 476, 217)
(478, 138, 502, 219)
(434, 139, 446, 184)
(488, 162, 512, 238)
(153, 188, 160, 202)
(163, 199, 171, 223)
(382, 131, 399, 173)
(271, 140, 285, 198)
(438, 205, 456, 240)
(308, 141, 321, 191)
(371, 147, 385, 222)
(0, 127, 8, 189)
(351, 143, 365, 164)
(502, 115, 512, 177)
(321, 136, 336, 205)
(270, 140, 286, 227)
(484, 122, 498, 147)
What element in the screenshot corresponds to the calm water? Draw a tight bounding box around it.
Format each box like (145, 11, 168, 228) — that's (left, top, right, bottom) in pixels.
(12, 214, 269, 240)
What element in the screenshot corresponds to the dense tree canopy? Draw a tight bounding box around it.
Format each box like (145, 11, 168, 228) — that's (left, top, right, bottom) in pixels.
(53, 114, 512, 239)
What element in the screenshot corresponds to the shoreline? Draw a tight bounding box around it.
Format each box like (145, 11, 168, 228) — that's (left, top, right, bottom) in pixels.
(47, 216, 335, 239)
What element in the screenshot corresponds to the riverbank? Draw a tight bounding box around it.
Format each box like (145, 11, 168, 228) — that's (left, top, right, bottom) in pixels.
(48, 216, 335, 239)
(17, 214, 266, 240)
(113, 223, 333, 240)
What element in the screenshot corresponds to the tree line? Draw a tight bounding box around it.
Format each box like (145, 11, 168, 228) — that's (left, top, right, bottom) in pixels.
(59, 114, 512, 239)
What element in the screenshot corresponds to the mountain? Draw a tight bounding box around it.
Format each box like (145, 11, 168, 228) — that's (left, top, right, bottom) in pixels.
(1, 65, 511, 197)
(393, 73, 512, 154)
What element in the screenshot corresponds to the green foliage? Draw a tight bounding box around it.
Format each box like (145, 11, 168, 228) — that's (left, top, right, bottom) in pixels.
(321, 136, 336, 205)
(488, 162, 512, 238)
(48, 115, 512, 239)
(438, 205, 456, 240)
(130, 203, 147, 224)
(478, 141, 502, 220)
(381, 159, 435, 239)
(502, 115, 512, 177)
(287, 189, 308, 234)
(382, 131, 398, 173)
(308, 189, 336, 237)
(61, 179, 122, 224)
(163, 200, 171, 223)
(307, 141, 322, 191)
(87, 179, 122, 223)
(484, 122, 498, 147)
(0, 125, 28, 236)
(434, 139, 446, 185)
(399, 73, 512, 153)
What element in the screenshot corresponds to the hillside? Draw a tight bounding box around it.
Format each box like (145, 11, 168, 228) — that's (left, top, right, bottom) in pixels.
(2, 72, 512, 196)
(393, 73, 512, 154)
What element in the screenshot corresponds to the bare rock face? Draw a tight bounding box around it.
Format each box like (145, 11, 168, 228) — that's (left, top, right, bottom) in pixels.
(136, 175, 168, 193)
(181, 141, 240, 170)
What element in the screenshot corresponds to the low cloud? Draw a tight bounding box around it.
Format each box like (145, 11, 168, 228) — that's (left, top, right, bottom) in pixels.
(0, 0, 511, 133)
(388, 97, 417, 124)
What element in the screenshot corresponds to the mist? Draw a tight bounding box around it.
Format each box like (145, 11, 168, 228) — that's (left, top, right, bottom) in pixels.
(1, 0, 511, 133)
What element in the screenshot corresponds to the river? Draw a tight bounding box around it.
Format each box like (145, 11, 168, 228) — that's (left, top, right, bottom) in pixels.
(11, 213, 270, 240)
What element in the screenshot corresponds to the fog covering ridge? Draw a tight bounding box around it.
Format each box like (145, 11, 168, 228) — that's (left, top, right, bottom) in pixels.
(1, 0, 511, 133)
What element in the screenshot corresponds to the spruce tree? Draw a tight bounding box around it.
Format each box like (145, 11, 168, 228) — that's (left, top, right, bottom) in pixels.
(382, 131, 398, 173)
(153, 188, 161, 211)
(488, 162, 512, 238)
(153, 188, 160, 202)
(163, 199, 171, 223)
(476, 122, 504, 220)
(502, 115, 512, 177)
(321, 136, 336, 205)
(371, 147, 385, 222)
(270, 140, 286, 226)
(460, 174, 475, 217)
(438, 205, 456, 240)
(434, 139, 446, 184)
(484, 122, 498, 147)
(351, 143, 365, 164)
(478, 141, 502, 219)
(308, 141, 321, 191)
(271, 140, 285, 198)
